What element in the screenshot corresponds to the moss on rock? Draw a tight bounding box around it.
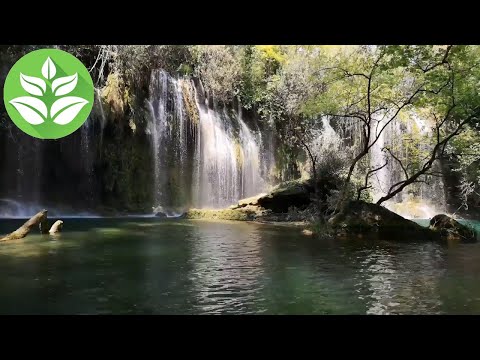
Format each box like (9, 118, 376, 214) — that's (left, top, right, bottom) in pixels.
(429, 214, 477, 243)
(329, 200, 439, 241)
(181, 80, 200, 125)
(102, 73, 127, 118)
(185, 208, 258, 221)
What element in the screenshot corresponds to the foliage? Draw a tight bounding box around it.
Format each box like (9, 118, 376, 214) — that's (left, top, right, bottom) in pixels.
(3, 45, 480, 213)
(191, 45, 241, 103)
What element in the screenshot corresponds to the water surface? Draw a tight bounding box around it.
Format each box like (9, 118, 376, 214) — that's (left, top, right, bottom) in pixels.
(1, 218, 480, 314)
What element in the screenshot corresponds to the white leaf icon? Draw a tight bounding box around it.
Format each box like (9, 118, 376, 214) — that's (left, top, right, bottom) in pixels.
(20, 73, 46, 96)
(52, 73, 78, 96)
(51, 96, 89, 125)
(9, 96, 47, 125)
(41, 57, 56, 79)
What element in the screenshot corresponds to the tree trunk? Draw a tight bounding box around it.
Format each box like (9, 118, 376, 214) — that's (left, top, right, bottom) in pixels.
(0, 210, 48, 242)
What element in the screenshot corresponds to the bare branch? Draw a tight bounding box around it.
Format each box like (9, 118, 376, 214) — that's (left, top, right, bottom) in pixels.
(384, 147, 408, 179)
(377, 106, 480, 205)
(357, 160, 389, 201)
(421, 45, 453, 73)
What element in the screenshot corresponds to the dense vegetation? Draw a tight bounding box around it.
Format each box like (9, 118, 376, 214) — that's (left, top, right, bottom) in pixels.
(1, 45, 480, 216)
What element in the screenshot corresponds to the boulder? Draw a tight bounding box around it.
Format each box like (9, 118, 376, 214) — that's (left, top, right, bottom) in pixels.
(153, 206, 167, 218)
(237, 194, 266, 208)
(329, 200, 439, 241)
(229, 194, 265, 210)
(257, 179, 312, 213)
(429, 214, 477, 243)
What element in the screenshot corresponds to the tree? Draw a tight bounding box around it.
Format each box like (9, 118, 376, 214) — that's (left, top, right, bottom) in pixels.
(300, 45, 480, 209)
(192, 45, 241, 104)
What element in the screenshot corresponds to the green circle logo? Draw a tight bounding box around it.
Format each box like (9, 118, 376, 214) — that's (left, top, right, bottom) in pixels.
(3, 48, 94, 139)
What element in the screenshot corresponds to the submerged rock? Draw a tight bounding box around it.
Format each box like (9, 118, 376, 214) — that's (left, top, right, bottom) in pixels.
(329, 200, 438, 241)
(302, 229, 314, 236)
(429, 214, 477, 243)
(153, 206, 167, 218)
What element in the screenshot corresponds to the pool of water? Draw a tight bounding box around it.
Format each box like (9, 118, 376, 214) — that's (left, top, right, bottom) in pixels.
(1, 217, 480, 314)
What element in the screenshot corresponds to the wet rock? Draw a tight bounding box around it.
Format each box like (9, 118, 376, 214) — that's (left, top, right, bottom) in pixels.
(329, 200, 439, 241)
(257, 179, 312, 213)
(302, 229, 314, 236)
(429, 214, 477, 243)
(153, 206, 167, 218)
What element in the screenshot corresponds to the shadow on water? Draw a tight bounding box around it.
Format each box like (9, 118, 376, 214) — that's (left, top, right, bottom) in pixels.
(1, 218, 480, 314)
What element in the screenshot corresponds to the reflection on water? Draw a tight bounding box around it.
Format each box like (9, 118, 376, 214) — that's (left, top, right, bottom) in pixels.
(1, 218, 480, 314)
(354, 244, 444, 314)
(189, 221, 265, 314)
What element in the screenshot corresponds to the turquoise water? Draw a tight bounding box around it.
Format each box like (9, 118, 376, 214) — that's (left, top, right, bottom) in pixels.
(1, 217, 480, 314)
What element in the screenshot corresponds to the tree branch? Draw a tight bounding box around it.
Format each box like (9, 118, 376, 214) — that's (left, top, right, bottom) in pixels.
(384, 147, 408, 179)
(376, 106, 480, 205)
(357, 160, 389, 200)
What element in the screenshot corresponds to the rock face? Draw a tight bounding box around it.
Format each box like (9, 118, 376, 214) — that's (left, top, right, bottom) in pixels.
(429, 214, 477, 243)
(224, 179, 313, 213)
(329, 201, 438, 241)
(256, 179, 312, 213)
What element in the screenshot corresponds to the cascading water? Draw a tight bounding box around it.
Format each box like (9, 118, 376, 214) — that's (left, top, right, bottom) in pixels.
(147, 70, 272, 213)
(377, 115, 447, 218)
(324, 113, 447, 219)
(147, 69, 193, 215)
(365, 114, 447, 217)
(94, 88, 107, 150)
(192, 81, 268, 209)
(369, 116, 390, 200)
(0, 88, 104, 218)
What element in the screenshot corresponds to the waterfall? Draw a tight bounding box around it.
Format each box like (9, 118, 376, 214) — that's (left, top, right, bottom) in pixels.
(1, 62, 449, 219)
(369, 116, 390, 201)
(315, 113, 447, 219)
(94, 88, 107, 150)
(0, 89, 104, 218)
(80, 117, 94, 205)
(147, 70, 271, 213)
(147, 69, 192, 215)
(353, 113, 447, 218)
(194, 102, 240, 208)
(191, 81, 268, 209)
(381, 115, 447, 218)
